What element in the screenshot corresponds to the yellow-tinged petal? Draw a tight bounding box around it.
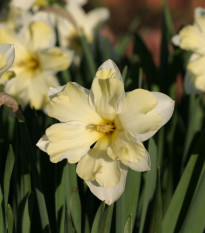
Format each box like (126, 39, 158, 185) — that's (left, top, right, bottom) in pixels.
(0, 54, 7, 70)
(0, 29, 29, 62)
(86, 163, 128, 205)
(89, 78, 125, 120)
(115, 89, 162, 135)
(96, 59, 123, 81)
(48, 82, 102, 124)
(44, 121, 101, 163)
(179, 24, 205, 55)
(77, 137, 121, 187)
(25, 21, 54, 51)
(38, 47, 72, 72)
(107, 131, 150, 171)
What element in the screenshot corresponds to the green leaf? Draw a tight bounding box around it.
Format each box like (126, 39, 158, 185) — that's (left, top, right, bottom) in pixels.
(116, 169, 141, 233)
(123, 215, 132, 233)
(139, 138, 157, 233)
(180, 165, 205, 233)
(22, 193, 32, 233)
(3, 146, 15, 214)
(80, 35, 96, 78)
(0, 185, 5, 233)
(162, 154, 198, 233)
(149, 167, 162, 233)
(18, 121, 51, 233)
(101, 204, 114, 233)
(7, 204, 14, 233)
(91, 202, 105, 233)
(116, 35, 131, 57)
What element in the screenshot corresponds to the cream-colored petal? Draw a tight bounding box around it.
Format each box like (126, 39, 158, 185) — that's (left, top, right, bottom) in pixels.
(107, 131, 150, 171)
(48, 82, 102, 124)
(86, 8, 110, 32)
(0, 44, 15, 77)
(38, 47, 72, 72)
(0, 28, 29, 63)
(77, 137, 121, 187)
(86, 164, 128, 205)
(187, 55, 205, 77)
(36, 134, 49, 153)
(116, 89, 162, 138)
(27, 73, 59, 109)
(195, 7, 205, 17)
(25, 21, 55, 51)
(89, 78, 125, 120)
(42, 121, 101, 163)
(195, 16, 205, 34)
(11, 0, 34, 9)
(96, 59, 123, 81)
(179, 24, 205, 55)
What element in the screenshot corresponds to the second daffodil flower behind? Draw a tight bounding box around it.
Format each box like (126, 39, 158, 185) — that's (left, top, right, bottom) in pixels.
(0, 13, 73, 110)
(37, 60, 175, 205)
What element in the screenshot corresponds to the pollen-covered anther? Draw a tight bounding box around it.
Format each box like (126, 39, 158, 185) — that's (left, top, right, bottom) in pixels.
(97, 122, 116, 134)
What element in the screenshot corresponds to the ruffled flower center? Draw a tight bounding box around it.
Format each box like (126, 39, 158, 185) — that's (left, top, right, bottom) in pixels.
(97, 122, 116, 135)
(18, 55, 40, 71)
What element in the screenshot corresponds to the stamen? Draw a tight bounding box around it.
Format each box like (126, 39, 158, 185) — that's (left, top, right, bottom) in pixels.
(97, 122, 116, 134)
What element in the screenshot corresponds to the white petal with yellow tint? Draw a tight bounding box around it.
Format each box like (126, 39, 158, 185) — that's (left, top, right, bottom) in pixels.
(107, 131, 151, 171)
(89, 78, 125, 120)
(38, 47, 72, 72)
(25, 21, 55, 51)
(0, 44, 15, 77)
(77, 137, 121, 187)
(48, 82, 102, 124)
(96, 59, 122, 81)
(116, 89, 162, 139)
(86, 164, 128, 205)
(38, 121, 101, 163)
(86, 7, 110, 34)
(136, 92, 175, 142)
(0, 28, 29, 63)
(179, 24, 205, 55)
(27, 72, 59, 109)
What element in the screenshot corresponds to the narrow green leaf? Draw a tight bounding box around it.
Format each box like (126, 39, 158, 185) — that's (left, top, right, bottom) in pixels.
(0, 185, 5, 233)
(116, 169, 141, 233)
(3, 146, 15, 214)
(149, 167, 162, 233)
(101, 204, 114, 233)
(162, 154, 198, 233)
(123, 215, 132, 233)
(7, 204, 14, 233)
(122, 65, 128, 82)
(91, 202, 105, 233)
(180, 166, 205, 233)
(18, 121, 51, 232)
(22, 193, 32, 233)
(80, 35, 96, 78)
(139, 138, 157, 233)
(63, 163, 81, 233)
(116, 35, 131, 56)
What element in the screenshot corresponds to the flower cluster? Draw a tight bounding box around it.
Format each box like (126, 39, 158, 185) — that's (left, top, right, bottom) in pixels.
(37, 59, 174, 204)
(172, 7, 205, 93)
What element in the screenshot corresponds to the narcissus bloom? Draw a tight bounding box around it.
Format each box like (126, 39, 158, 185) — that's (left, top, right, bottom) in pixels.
(37, 60, 174, 204)
(0, 44, 15, 78)
(0, 14, 72, 109)
(172, 7, 205, 93)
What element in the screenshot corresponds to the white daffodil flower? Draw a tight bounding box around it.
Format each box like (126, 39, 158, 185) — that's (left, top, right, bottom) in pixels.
(57, 3, 109, 54)
(0, 14, 72, 110)
(37, 59, 174, 205)
(0, 44, 15, 78)
(172, 7, 205, 93)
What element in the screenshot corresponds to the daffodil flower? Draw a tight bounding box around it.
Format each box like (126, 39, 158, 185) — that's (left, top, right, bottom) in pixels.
(172, 7, 205, 93)
(0, 13, 72, 110)
(57, 3, 109, 54)
(37, 60, 174, 204)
